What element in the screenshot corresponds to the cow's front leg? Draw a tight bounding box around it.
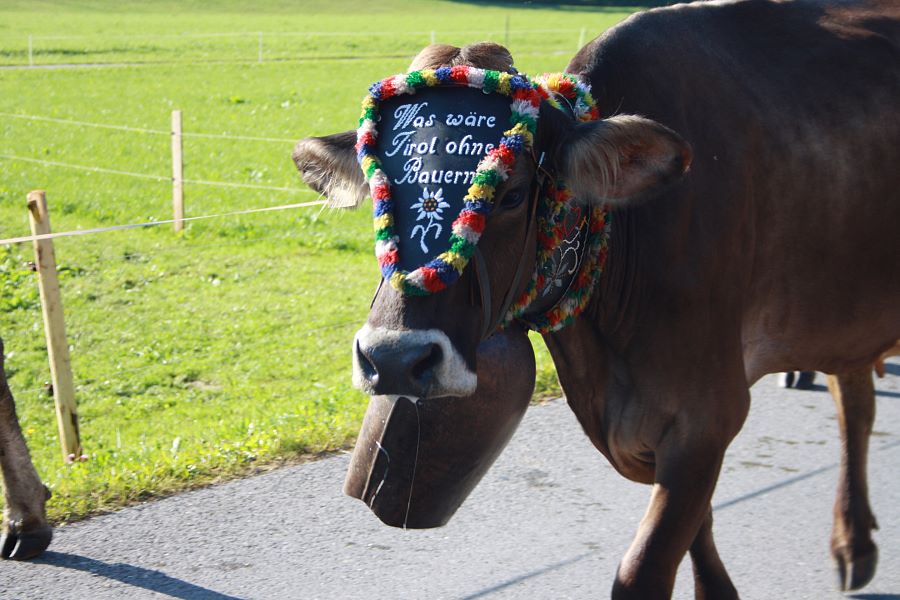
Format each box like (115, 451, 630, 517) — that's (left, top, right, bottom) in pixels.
(612, 441, 728, 600)
(688, 507, 738, 600)
(0, 338, 52, 560)
(826, 368, 878, 591)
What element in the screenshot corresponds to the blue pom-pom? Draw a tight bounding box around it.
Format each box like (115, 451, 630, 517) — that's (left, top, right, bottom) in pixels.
(434, 67, 452, 82)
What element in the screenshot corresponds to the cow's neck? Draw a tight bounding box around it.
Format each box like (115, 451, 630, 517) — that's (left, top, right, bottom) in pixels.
(540, 208, 658, 481)
(590, 206, 642, 344)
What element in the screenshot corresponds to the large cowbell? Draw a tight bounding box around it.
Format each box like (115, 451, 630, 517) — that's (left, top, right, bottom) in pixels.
(375, 87, 511, 271)
(344, 327, 535, 528)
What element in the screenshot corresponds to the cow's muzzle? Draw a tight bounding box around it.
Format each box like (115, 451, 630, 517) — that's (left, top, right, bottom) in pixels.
(353, 324, 477, 398)
(345, 326, 535, 528)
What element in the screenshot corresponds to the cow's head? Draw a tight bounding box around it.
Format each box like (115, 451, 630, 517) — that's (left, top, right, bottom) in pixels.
(293, 43, 691, 527)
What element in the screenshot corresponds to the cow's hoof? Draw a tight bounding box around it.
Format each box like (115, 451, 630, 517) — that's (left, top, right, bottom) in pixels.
(777, 372, 796, 388)
(834, 546, 878, 591)
(794, 371, 816, 389)
(0, 524, 53, 560)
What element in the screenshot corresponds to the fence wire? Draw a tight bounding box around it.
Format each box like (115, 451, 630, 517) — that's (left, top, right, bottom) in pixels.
(0, 197, 327, 246)
(0, 154, 314, 198)
(0, 111, 297, 143)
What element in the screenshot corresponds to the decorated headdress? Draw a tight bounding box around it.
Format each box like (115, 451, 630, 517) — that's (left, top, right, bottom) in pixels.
(356, 66, 544, 296)
(356, 67, 609, 332)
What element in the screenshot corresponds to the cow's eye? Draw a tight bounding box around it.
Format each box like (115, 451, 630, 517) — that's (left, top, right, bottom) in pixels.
(500, 190, 526, 210)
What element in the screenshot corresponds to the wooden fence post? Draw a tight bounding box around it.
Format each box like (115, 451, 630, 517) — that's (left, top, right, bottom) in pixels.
(171, 110, 184, 232)
(27, 190, 82, 463)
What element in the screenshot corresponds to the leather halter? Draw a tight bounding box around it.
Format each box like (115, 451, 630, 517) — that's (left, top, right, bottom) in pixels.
(471, 161, 543, 340)
(472, 93, 579, 339)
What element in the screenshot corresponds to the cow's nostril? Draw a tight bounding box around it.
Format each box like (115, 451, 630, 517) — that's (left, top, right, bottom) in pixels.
(356, 340, 379, 386)
(411, 343, 443, 384)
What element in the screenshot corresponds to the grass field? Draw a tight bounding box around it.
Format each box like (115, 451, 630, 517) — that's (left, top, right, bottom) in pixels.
(0, 0, 640, 524)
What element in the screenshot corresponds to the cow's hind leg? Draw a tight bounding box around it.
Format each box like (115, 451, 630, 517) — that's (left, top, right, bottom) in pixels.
(827, 368, 878, 591)
(689, 507, 738, 600)
(0, 338, 52, 560)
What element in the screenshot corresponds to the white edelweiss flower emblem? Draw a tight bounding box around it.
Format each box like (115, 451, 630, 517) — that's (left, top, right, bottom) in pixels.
(410, 187, 450, 253)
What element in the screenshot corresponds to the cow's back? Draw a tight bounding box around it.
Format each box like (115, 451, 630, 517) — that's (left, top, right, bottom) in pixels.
(570, 0, 900, 379)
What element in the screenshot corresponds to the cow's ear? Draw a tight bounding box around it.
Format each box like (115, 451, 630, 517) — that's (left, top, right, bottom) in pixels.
(560, 115, 692, 206)
(293, 130, 368, 209)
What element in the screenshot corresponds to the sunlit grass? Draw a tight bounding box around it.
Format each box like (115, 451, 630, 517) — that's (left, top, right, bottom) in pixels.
(0, 0, 639, 523)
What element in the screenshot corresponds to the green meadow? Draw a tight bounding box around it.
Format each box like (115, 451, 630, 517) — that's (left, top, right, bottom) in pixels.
(0, 0, 639, 523)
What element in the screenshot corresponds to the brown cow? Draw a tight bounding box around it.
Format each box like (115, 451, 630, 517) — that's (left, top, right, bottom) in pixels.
(0, 337, 52, 560)
(294, 1, 900, 597)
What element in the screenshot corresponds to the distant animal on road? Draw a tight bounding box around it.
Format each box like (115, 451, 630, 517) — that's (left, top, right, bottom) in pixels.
(1, 337, 52, 560)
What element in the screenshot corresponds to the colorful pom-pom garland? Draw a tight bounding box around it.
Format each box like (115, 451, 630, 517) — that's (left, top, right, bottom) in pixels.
(356, 65, 544, 296)
(503, 178, 610, 333)
(356, 67, 610, 332)
(535, 72, 601, 124)
(503, 73, 610, 333)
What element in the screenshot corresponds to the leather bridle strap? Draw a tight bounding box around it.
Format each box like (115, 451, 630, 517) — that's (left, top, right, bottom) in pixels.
(472, 247, 493, 340)
(473, 175, 541, 340)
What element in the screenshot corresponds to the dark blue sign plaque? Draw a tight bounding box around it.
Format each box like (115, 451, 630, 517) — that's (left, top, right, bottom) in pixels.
(375, 87, 511, 272)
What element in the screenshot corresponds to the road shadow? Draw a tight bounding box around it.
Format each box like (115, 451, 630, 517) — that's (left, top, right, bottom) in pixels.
(817, 382, 900, 400)
(715, 439, 900, 512)
(456, 552, 593, 599)
(849, 595, 900, 600)
(883, 363, 900, 377)
(787, 382, 900, 400)
(32, 552, 243, 600)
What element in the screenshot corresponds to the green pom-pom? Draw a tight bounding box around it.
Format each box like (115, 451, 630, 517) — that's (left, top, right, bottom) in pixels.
(406, 71, 425, 88)
(449, 235, 476, 258)
(473, 170, 500, 187)
(483, 70, 499, 94)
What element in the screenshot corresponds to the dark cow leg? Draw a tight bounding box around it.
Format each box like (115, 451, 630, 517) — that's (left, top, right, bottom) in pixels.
(612, 444, 727, 600)
(0, 338, 52, 560)
(689, 508, 739, 600)
(826, 368, 878, 591)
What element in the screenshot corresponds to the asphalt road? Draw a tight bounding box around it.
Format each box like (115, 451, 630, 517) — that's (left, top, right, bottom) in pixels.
(3, 363, 899, 600)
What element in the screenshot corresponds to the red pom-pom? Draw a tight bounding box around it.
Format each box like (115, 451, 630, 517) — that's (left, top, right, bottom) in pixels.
(380, 79, 396, 99)
(371, 185, 390, 201)
(450, 65, 470, 83)
(356, 132, 375, 151)
(420, 268, 445, 293)
(378, 248, 399, 266)
(455, 211, 486, 234)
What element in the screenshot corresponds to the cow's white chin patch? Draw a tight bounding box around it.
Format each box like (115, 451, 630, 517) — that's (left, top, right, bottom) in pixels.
(352, 324, 478, 398)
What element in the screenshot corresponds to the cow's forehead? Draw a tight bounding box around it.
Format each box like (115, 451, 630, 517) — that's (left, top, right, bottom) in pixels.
(358, 67, 543, 296)
(375, 88, 512, 273)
